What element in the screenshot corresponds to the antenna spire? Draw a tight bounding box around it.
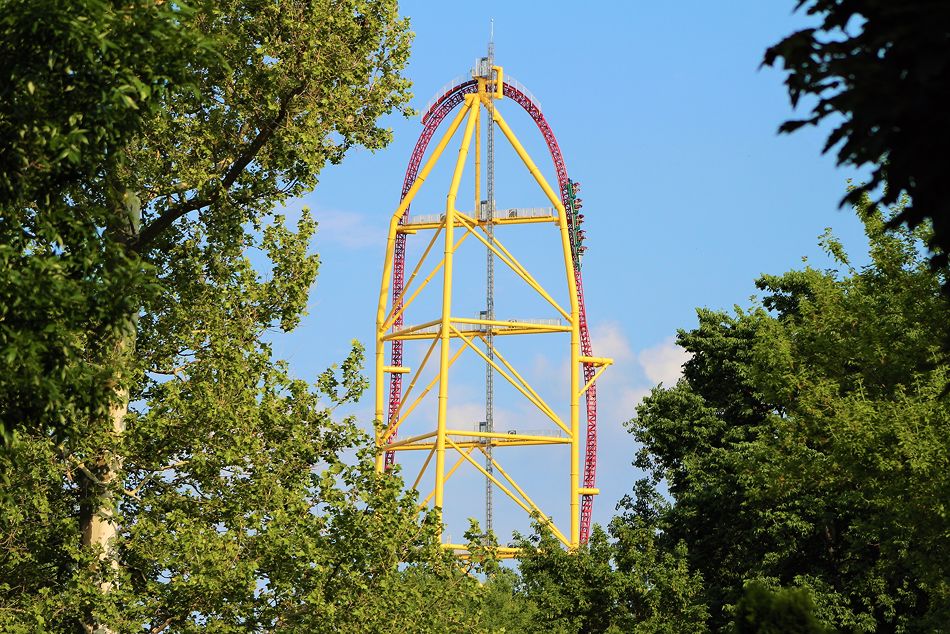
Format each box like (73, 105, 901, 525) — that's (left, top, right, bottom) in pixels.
(489, 19, 495, 58)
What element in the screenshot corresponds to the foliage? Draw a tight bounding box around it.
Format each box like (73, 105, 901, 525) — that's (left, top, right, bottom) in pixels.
(512, 520, 708, 633)
(0, 0, 206, 203)
(733, 582, 831, 634)
(0, 0, 211, 445)
(444, 525, 541, 634)
(0, 347, 475, 631)
(470, 567, 540, 634)
(628, 194, 950, 631)
(1, 0, 414, 445)
(0, 0, 478, 632)
(764, 0, 950, 265)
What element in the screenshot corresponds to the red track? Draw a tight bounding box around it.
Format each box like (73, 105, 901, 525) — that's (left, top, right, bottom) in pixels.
(385, 80, 599, 544)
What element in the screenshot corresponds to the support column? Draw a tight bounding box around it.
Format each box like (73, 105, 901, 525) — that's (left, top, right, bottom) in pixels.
(489, 106, 581, 546)
(376, 101, 473, 474)
(435, 95, 481, 509)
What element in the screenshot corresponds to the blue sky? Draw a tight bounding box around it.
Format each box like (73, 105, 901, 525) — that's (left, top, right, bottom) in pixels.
(271, 2, 872, 543)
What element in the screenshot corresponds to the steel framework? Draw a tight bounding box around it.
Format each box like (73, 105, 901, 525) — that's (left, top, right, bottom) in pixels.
(374, 62, 610, 557)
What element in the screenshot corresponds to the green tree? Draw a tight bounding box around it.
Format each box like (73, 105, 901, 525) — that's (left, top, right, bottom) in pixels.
(629, 194, 950, 631)
(0, 0, 206, 205)
(513, 520, 708, 633)
(733, 582, 831, 634)
(0, 1, 477, 632)
(764, 1, 950, 265)
(468, 566, 540, 634)
(0, 0, 211, 446)
(0, 345, 479, 631)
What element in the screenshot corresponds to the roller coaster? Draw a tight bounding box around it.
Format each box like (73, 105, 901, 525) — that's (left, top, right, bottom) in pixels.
(374, 55, 610, 557)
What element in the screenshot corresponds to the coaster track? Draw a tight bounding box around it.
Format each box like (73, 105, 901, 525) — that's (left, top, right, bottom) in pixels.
(384, 79, 600, 544)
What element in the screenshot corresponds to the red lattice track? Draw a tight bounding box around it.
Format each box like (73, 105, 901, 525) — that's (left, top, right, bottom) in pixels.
(384, 80, 599, 545)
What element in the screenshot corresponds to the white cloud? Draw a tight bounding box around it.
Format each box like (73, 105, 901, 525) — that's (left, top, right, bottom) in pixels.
(584, 321, 641, 433)
(580, 325, 689, 430)
(446, 402, 489, 430)
(313, 208, 384, 250)
(590, 321, 634, 362)
(638, 337, 689, 386)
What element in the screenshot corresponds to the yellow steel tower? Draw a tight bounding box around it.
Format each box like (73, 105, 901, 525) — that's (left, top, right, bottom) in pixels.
(374, 62, 611, 558)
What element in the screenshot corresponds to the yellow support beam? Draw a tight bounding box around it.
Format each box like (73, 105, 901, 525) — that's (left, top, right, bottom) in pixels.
(384, 430, 438, 451)
(578, 364, 610, 399)
(449, 430, 567, 443)
(451, 325, 571, 436)
(492, 65, 504, 99)
(580, 356, 613, 366)
(445, 544, 522, 560)
(384, 336, 469, 444)
(376, 99, 475, 472)
(454, 213, 571, 321)
(454, 316, 569, 331)
(397, 214, 558, 231)
(435, 95, 482, 510)
(383, 225, 443, 327)
(482, 336, 559, 422)
(446, 437, 570, 548)
(383, 324, 570, 342)
(412, 446, 436, 491)
(420, 445, 475, 509)
(489, 105, 583, 546)
(390, 439, 569, 451)
(476, 446, 570, 545)
(389, 336, 439, 427)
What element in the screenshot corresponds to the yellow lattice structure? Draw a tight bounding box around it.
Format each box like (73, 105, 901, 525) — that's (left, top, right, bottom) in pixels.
(374, 63, 610, 558)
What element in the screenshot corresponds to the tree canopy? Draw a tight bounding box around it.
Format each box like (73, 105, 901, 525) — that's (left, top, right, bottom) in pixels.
(0, 1, 487, 632)
(628, 195, 950, 631)
(1, 0, 413, 445)
(0, 0, 213, 446)
(765, 0, 950, 266)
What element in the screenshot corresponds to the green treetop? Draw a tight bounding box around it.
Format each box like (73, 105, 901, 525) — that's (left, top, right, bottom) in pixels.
(628, 193, 950, 631)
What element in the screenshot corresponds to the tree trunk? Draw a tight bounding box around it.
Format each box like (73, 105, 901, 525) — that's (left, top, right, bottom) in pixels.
(80, 196, 139, 634)
(79, 330, 131, 634)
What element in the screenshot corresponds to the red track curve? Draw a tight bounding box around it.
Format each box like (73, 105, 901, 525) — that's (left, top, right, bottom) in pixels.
(385, 80, 599, 544)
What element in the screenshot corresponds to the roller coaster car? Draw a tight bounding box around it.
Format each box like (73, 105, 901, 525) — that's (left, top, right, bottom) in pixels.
(577, 214, 585, 223)
(508, 209, 518, 218)
(572, 180, 582, 193)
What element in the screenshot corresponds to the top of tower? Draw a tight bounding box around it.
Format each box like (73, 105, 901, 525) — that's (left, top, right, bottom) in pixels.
(475, 21, 495, 79)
